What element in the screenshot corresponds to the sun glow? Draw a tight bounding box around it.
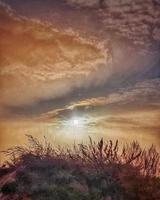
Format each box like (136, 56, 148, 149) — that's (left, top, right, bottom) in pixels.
(63, 116, 88, 129)
(73, 119, 79, 126)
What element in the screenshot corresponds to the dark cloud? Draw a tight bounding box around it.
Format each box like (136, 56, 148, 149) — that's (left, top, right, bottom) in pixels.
(66, 0, 160, 48)
(2, 0, 160, 50)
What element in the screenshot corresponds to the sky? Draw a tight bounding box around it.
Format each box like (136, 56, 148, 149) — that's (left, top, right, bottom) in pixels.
(0, 0, 160, 158)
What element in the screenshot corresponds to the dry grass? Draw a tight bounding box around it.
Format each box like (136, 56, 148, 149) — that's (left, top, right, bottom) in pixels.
(0, 135, 160, 200)
(3, 135, 160, 177)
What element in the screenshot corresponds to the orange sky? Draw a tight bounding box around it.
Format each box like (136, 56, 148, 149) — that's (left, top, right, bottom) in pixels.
(0, 0, 160, 161)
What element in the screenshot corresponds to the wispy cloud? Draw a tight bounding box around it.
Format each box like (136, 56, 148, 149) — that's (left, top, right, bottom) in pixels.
(0, 4, 110, 113)
(67, 79, 160, 110)
(36, 79, 160, 133)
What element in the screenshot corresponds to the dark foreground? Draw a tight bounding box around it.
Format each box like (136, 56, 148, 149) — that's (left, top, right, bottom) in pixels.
(0, 135, 160, 200)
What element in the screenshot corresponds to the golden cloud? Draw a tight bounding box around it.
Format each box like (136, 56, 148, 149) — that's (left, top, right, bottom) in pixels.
(67, 79, 160, 110)
(0, 4, 111, 109)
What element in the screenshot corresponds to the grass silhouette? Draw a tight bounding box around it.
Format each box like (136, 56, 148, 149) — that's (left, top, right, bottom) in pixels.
(0, 135, 160, 200)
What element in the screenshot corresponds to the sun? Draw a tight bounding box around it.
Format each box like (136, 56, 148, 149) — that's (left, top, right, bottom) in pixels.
(73, 119, 79, 126)
(63, 116, 87, 129)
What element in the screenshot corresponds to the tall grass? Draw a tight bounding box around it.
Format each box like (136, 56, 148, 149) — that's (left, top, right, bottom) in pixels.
(2, 135, 160, 177)
(0, 135, 160, 200)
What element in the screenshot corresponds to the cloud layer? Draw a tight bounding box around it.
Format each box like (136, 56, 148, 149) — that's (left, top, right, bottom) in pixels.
(66, 0, 160, 48)
(0, 4, 112, 113)
(0, 1, 159, 118)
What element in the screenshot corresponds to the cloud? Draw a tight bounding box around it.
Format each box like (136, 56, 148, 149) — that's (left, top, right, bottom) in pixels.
(31, 78, 160, 149)
(0, 1, 159, 120)
(66, 0, 160, 48)
(36, 79, 160, 129)
(66, 0, 97, 7)
(67, 79, 160, 110)
(0, 0, 159, 153)
(0, 4, 111, 112)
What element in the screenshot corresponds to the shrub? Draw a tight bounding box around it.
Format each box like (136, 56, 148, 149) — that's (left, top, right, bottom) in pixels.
(0, 135, 160, 200)
(1, 181, 17, 194)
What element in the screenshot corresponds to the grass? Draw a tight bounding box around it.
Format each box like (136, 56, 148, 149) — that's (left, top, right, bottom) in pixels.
(0, 135, 160, 200)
